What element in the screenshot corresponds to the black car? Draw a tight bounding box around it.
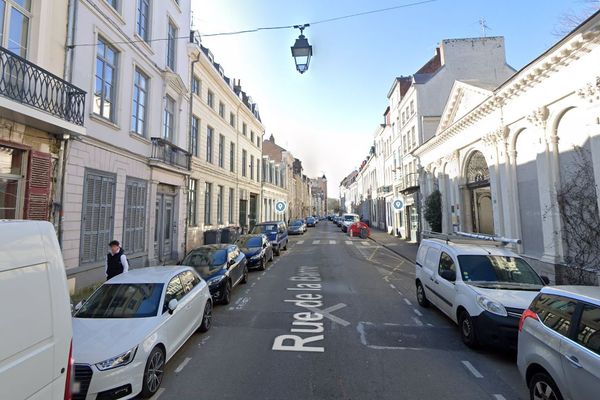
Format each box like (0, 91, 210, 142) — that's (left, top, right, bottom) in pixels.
(236, 234, 274, 271)
(181, 244, 248, 305)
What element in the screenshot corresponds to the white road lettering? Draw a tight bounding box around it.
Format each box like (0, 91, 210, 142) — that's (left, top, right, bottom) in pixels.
(312, 240, 321, 244)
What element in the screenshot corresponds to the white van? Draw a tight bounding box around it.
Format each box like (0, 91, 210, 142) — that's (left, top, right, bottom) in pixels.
(0, 221, 73, 400)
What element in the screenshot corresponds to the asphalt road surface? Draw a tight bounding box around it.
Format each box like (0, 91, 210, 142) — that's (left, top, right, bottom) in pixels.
(152, 222, 528, 400)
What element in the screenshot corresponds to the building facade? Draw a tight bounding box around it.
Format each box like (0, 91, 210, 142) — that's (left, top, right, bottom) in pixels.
(309, 175, 328, 217)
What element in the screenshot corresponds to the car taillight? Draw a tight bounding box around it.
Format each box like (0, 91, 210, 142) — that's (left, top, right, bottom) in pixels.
(64, 339, 73, 400)
(518, 309, 539, 332)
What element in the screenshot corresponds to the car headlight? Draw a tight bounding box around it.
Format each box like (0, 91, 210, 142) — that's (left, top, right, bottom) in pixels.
(96, 346, 137, 371)
(207, 275, 226, 287)
(250, 253, 262, 260)
(476, 295, 508, 317)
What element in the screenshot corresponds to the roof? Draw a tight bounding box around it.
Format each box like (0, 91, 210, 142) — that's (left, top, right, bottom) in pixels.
(421, 238, 519, 257)
(257, 221, 284, 224)
(108, 266, 190, 284)
(542, 286, 600, 305)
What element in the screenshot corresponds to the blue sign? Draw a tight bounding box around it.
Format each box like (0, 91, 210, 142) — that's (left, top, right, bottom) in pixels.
(393, 199, 404, 212)
(275, 200, 287, 213)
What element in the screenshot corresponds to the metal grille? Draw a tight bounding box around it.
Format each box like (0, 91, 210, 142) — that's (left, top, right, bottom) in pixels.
(73, 364, 93, 400)
(466, 151, 490, 186)
(81, 170, 116, 264)
(150, 137, 191, 170)
(124, 178, 147, 254)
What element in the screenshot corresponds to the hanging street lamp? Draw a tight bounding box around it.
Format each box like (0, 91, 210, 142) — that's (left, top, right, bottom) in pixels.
(291, 24, 312, 74)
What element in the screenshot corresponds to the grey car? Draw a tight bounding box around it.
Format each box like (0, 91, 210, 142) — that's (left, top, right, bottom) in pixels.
(517, 286, 600, 400)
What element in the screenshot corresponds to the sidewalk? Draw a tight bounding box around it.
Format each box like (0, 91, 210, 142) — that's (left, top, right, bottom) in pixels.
(368, 228, 418, 263)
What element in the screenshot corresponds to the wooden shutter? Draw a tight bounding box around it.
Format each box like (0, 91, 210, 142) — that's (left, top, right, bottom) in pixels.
(24, 151, 52, 220)
(81, 171, 116, 263)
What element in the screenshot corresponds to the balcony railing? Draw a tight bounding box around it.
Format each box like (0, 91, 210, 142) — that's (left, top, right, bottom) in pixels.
(151, 137, 191, 170)
(0, 46, 86, 125)
(398, 174, 420, 192)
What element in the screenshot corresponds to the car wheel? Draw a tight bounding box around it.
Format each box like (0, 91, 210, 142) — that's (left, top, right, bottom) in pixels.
(274, 246, 281, 256)
(416, 282, 430, 308)
(283, 240, 288, 251)
(198, 300, 213, 333)
(139, 346, 165, 398)
(258, 257, 266, 271)
(221, 280, 232, 305)
(241, 266, 249, 284)
(269, 251, 274, 262)
(458, 310, 479, 348)
(529, 372, 563, 400)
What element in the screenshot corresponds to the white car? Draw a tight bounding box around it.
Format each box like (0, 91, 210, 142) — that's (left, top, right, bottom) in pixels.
(341, 213, 360, 232)
(72, 266, 213, 399)
(415, 238, 548, 349)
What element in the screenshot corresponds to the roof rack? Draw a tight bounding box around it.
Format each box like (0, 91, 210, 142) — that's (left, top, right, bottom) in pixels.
(422, 231, 521, 246)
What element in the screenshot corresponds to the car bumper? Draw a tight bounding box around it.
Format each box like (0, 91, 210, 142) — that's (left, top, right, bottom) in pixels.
(208, 279, 227, 300)
(246, 256, 263, 267)
(74, 360, 145, 400)
(472, 311, 520, 349)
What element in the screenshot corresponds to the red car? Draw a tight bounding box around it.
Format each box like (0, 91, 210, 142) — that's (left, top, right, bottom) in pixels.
(348, 222, 370, 238)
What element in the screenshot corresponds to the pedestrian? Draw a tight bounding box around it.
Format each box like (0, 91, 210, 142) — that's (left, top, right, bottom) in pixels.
(105, 240, 129, 281)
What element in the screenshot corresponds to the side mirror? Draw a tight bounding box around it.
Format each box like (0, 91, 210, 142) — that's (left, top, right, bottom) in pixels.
(74, 299, 85, 312)
(541, 276, 550, 285)
(263, 243, 267, 249)
(168, 299, 178, 314)
(228, 259, 235, 267)
(440, 270, 456, 282)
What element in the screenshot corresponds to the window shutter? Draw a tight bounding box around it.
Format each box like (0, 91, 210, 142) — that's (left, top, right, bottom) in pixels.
(24, 151, 52, 220)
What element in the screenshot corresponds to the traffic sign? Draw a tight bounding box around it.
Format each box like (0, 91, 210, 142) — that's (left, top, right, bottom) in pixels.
(392, 199, 404, 212)
(275, 200, 287, 213)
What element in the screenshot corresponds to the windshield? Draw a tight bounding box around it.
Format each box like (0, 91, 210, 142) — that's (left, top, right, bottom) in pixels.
(344, 215, 358, 221)
(458, 255, 544, 287)
(182, 248, 228, 278)
(291, 220, 303, 226)
(252, 224, 277, 233)
(75, 283, 164, 318)
(237, 237, 262, 248)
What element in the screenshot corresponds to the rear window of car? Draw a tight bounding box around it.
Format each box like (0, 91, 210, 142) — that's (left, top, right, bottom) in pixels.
(530, 294, 578, 337)
(575, 303, 600, 355)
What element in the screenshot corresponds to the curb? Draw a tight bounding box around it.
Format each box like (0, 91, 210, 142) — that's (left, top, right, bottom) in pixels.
(368, 236, 416, 264)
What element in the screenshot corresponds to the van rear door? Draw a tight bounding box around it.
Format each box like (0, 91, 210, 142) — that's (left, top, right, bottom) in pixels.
(421, 244, 441, 308)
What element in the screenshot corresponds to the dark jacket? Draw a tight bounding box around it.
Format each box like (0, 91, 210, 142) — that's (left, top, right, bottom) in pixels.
(106, 248, 129, 280)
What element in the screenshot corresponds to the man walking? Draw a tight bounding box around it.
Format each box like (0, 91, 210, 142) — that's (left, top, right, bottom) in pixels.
(105, 240, 130, 281)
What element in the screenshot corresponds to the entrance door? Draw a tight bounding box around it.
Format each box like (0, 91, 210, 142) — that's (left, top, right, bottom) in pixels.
(155, 194, 175, 262)
(239, 199, 248, 231)
(249, 194, 258, 230)
(472, 188, 494, 235)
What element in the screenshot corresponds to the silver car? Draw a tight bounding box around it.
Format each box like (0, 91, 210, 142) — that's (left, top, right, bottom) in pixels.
(517, 286, 600, 400)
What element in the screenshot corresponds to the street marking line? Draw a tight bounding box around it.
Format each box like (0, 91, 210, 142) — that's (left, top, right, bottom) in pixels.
(149, 388, 165, 399)
(357, 322, 424, 351)
(329, 240, 336, 245)
(389, 284, 396, 289)
(313, 240, 320, 244)
(403, 298, 412, 305)
(306, 303, 350, 327)
(198, 336, 211, 347)
(175, 357, 191, 373)
(361, 241, 370, 246)
(297, 240, 305, 245)
(413, 308, 423, 317)
(412, 316, 424, 326)
(345, 240, 352, 245)
(493, 395, 507, 400)
(250, 282, 256, 287)
(462, 361, 484, 378)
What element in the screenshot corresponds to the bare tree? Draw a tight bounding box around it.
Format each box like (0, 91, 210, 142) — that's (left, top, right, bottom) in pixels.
(553, 0, 600, 36)
(550, 147, 600, 284)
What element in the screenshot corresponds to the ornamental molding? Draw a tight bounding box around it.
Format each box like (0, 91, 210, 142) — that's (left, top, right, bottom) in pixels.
(577, 76, 600, 103)
(527, 106, 549, 128)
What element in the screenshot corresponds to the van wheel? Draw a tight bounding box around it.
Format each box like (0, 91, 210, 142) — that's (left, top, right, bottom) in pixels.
(139, 347, 165, 398)
(458, 310, 479, 348)
(529, 372, 563, 400)
(283, 240, 288, 251)
(198, 300, 213, 333)
(416, 282, 430, 308)
(274, 246, 281, 256)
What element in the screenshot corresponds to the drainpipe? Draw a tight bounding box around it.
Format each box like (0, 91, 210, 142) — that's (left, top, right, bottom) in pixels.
(64, 0, 77, 82)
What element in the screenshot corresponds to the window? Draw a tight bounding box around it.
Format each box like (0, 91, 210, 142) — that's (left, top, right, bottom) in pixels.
(163, 95, 175, 141)
(166, 20, 177, 70)
(242, 122, 247, 136)
(206, 126, 214, 163)
(107, 0, 119, 10)
(218, 134, 224, 168)
(530, 294, 577, 337)
(191, 75, 200, 96)
(191, 116, 199, 157)
(94, 37, 118, 121)
(257, 136, 261, 147)
(438, 252, 456, 280)
(207, 90, 214, 108)
(81, 170, 116, 264)
(250, 155, 254, 180)
(131, 68, 148, 136)
(164, 276, 185, 312)
(229, 142, 235, 172)
(251, 131, 255, 143)
(0, 0, 31, 57)
(219, 102, 225, 118)
(136, 0, 150, 41)
(204, 182, 212, 224)
(0, 145, 24, 219)
(242, 149, 247, 177)
(229, 112, 235, 127)
(217, 185, 224, 224)
(256, 162, 260, 182)
(180, 270, 200, 293)
(228, 188, 234, 223)
(576, 304, 600, 355)
(123, 178, 147, 254)
(410, 100, 415, 115)
(188, 179, 197, 226)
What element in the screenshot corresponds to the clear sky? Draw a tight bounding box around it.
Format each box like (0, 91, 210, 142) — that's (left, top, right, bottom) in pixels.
(192, 0, 595, 197)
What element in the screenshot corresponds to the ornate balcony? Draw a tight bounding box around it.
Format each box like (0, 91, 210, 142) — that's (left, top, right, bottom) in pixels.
(0, 46, 86, 126)
(398, 174, 420, 193)
(150, 137, 191, 170)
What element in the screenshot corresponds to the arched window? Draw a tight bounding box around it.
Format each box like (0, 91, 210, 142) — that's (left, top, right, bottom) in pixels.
(465, 151, 490, 187)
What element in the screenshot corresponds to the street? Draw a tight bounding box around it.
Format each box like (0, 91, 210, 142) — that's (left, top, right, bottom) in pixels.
(156, 222, 526, 400)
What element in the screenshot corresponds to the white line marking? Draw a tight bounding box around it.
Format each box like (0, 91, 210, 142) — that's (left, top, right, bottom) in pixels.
(413, 309, 423, 317)
(493, 395, 507, 400)
(427, 323, 434, 327)
(228, 307, 234, 310)
(357, 322, 424, 351)
(313, 240, 320, 244)
(403, 298, 412, 305)
(462, 361, 484, 378)
(412, 316, 424, 326)
(345, 240, 352, 245)
(361, 241, 370, 246)
(198, 336, 211, 347)
(389, 284, 396, 289)
(175, 357, 191, 373)
(250, 282, 256, 287)
(329, 240, 336, 245)
(297, 240, 305, 245)
(149, 388, 165, 399)
(396, 290, 403, 295)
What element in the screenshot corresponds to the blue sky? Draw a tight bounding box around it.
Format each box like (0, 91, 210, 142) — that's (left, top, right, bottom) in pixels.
(192, 0, 595, 196)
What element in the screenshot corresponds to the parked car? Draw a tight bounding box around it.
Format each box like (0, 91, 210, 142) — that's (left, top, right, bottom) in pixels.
(72, 266, 213, 399)
(348, 221, 370, 238)
(236, 234, 274, 271)
(341, 213, 360, 232)
(181, 244, 248, 305)
(518, 286, 600, 400)
(251, 221, 288, 256)
(306, 216, 317, 227)
(288, 219, 307, 235)
(415, 238, 548, 349)
(0, 221, 73, 400)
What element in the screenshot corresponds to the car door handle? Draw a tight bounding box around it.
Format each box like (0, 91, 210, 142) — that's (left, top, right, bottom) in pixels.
(565, 355, 583, 369)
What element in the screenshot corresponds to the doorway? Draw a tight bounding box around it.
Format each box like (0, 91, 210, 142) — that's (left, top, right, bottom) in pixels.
(155, 193, 175, 262)
(239, 199, 248, 231)
(464, 151, 494, 235)
(249, 194, 258, 230)
(472, 188, 494, 234)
